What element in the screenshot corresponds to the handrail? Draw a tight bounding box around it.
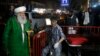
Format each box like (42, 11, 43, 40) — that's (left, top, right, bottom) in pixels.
(61, 26, 100, 28)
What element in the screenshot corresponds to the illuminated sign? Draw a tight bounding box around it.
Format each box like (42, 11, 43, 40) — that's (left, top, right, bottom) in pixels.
(61, 0, 69, 6)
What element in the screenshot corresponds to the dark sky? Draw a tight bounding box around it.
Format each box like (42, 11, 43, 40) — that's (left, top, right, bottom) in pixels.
(33, 0, 60, 8)
(0, 0, 84, 10)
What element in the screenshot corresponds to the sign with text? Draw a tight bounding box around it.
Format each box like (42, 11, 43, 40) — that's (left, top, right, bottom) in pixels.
(61, 0, 69, 6)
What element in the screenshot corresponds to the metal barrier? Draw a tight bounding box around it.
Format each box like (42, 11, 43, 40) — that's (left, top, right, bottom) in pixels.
(32, 26, 100, 56)
(61, 26, 100, 37)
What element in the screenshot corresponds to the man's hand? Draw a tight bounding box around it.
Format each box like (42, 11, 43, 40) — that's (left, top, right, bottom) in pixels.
(38, 30, 44, 34)
(37, 30, 45, 38)
(37, 31, 42, 38)
(54, 42, 59, 48)
(37, 33, 41, 38)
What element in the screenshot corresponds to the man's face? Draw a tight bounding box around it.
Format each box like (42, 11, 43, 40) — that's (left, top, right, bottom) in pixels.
(10, 5, 14, 11)
(51, 20, 57, 26)
(18, 12, 26, 19)
(17, 12, 27, 24)
(68, 12, 72, 17)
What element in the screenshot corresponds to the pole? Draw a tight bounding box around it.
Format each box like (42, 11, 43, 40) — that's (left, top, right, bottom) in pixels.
(27, 30, 33, 56)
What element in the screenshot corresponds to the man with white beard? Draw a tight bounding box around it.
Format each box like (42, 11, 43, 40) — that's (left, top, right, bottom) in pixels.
(3, 6, 31, 56)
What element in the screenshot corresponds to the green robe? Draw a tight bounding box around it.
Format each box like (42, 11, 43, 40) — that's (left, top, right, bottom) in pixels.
(3, 16, 31, 56)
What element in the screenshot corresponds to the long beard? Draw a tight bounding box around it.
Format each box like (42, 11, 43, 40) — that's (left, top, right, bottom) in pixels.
(17, 15, 27, 24)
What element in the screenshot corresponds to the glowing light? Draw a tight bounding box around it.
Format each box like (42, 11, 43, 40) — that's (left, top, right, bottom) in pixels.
(56, 9, 62, 14)
(32, 8, 46, 14)
(93, 4, 98, 8)
(45, 18, 51, 25)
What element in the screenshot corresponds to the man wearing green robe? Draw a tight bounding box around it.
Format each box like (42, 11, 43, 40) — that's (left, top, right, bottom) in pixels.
(3, 6, 31, 56)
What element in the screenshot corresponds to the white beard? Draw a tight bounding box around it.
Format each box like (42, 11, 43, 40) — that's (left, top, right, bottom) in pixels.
(17, 15, 27, 24)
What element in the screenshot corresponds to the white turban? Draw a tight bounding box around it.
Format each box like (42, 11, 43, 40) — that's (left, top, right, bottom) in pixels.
(14, 6, 26, 13)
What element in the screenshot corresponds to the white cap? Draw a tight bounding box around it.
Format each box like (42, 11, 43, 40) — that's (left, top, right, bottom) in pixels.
(14, 6, 26, 13)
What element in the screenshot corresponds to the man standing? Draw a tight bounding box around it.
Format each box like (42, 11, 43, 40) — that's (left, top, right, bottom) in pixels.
(65, 10, 79, 34)
(3, 6, 31, 56)
(8, 5, 15, 17)
(65, 10, 79, 26)
(38, 16, 66, 56)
